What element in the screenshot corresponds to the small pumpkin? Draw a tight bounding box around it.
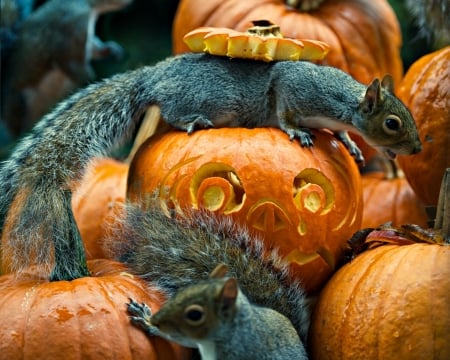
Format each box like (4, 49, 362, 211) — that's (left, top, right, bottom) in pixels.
(127, 127, 363, 293)
(397, 46, 450, 206)
(173, 0, 404, 85)
(72, 157, 129, 260)
(0, 259, 191, 360)
(361, 171, 428, 228)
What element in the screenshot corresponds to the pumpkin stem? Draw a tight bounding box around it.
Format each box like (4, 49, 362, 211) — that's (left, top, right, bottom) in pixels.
(49, 191, 90, 281)
(434, 168, 450, 242)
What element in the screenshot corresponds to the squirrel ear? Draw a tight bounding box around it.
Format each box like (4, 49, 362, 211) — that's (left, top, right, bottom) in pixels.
(381, 74, 394, 94)
(218, 278, 238, 319)
(210, 263, 229, 279)
(361, 78, 382, 113)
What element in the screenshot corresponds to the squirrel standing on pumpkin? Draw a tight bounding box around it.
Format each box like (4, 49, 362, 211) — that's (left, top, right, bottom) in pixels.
(1, 0, 133, 137)
(0, 50, 421, 280)
(118, 204, 310, 359)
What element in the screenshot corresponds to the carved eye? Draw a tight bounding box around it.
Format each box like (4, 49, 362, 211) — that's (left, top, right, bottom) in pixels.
(383, 116, 402, 134)
(184, 304, 206, 325)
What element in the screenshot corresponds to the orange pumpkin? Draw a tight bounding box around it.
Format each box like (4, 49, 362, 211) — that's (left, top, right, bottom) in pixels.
(173, 0, 403, 85)
(309, 226, 450, 360)
(397, 46, 450, 206)
(0, 259, 190, 360)
(127, 128, 363, 293)
(361, 171, 428, 228)
(72, 158, 129, 260)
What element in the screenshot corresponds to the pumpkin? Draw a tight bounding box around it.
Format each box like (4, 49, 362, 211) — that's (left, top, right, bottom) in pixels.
(172, 0, 404, 85)
(0, 259, 191, 360)
(127, 127, 363, 293)
(397, 46, 450, 206)
(361, 171, 428, 228)
(309, 168, 450, 359)
(72, 158, 129, 260)
(309, 226, 450, 360)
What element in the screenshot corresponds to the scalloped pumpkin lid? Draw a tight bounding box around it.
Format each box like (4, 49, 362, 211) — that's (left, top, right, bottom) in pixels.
(183, 20, 330, 62)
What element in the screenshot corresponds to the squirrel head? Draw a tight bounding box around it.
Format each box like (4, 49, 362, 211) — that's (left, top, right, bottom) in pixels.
(150, 264, 239, 341)
(357, 75, 422, 159)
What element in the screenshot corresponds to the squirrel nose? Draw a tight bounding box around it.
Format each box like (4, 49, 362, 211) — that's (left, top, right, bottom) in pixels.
(412, 144, 422, 154)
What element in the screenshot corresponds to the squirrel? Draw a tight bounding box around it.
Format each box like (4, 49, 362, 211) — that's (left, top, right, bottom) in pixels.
(405, 0, 450, 48)
(1, 0, 133, 137)
(127, 264, 307, 360)
(118, 205, 309, 359)
(0, 51, 422, 280)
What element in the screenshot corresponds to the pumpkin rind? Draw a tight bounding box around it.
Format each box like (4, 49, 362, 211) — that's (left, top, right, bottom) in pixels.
(397, 46, 450, 206)
(173, 0, 403, 85)
(72, 158, 129, 260)
(127, 128, 363, 293)
(0, 259, 190, 360)
(309, 242, 450, 359)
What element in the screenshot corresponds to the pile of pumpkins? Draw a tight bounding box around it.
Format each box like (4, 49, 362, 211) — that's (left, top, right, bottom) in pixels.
(1, 0, 449, 359)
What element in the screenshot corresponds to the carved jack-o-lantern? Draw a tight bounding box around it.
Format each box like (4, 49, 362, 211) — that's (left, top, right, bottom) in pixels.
(127, 128, 363, 293)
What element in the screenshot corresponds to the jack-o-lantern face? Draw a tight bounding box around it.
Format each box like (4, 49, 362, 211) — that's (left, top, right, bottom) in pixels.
(127, 128, 362, 293)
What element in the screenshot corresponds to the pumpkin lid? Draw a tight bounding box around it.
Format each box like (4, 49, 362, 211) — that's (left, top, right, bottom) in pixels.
(183, 20, 330, 62)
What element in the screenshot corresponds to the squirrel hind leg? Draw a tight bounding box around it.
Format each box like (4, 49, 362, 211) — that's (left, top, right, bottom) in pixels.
(165, 114, 214, 134)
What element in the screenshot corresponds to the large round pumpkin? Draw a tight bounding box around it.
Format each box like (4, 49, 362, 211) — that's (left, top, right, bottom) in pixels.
(361, 171, 428, 228)
(72, 158, 129, 260)
(397, 46, 450, 206)
(172, 0, 403, 85)
(127, 128, 363, 293)
(0, 259, 190, 360)
(309, 228, 450, 359)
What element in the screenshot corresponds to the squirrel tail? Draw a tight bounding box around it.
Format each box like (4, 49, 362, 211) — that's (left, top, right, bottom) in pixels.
(115, 202, 311, 342)
(0, 67, 154, 278)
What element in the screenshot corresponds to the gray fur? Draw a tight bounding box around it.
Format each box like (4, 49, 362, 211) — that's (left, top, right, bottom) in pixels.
(117, 203, 310, 345)
(0, 52, 421, 279)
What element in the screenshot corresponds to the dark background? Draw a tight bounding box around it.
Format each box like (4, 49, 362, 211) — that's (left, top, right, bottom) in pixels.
(93, 0, 432, 79)
(0, 0, 434, 158)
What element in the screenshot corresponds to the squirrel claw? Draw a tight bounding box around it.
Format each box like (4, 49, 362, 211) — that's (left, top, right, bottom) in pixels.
(127, 298, 158, 336)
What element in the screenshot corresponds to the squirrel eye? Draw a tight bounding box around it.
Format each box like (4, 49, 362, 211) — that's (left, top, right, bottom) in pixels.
(383, 116, 402, 134)
(184, 304, 206, 325)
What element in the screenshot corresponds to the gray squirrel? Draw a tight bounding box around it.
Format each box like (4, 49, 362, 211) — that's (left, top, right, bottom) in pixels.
(118, 205, 309, 359)
(1, 0, 133, 137)
(0, 52, 422, 281)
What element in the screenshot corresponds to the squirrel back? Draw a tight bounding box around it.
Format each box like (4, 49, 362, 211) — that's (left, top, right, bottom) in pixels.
(117, 203, 310, 345)
(0, 52, 421, 280)
(128, 263, 307, 360)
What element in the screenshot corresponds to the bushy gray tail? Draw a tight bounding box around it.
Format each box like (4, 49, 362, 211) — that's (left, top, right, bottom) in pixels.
(0, 67, 154, 279)
(113, 203, 310, 341)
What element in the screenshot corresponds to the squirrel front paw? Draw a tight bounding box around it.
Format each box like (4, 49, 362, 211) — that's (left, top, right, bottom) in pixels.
(127, 298, 159, 336)
(335, 131, 365, 165)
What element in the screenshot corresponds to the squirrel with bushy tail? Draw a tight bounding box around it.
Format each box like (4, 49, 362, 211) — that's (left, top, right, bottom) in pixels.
(0, 28, 421, 358)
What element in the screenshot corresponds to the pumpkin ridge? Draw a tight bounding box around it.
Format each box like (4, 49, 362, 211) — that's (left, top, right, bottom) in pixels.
(375, 244, 419, 355)
(22, 281, 44, 357)
(99, 277, 135, 358)
(319, 6, 372, 77)
(347, 247, 396, 357)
